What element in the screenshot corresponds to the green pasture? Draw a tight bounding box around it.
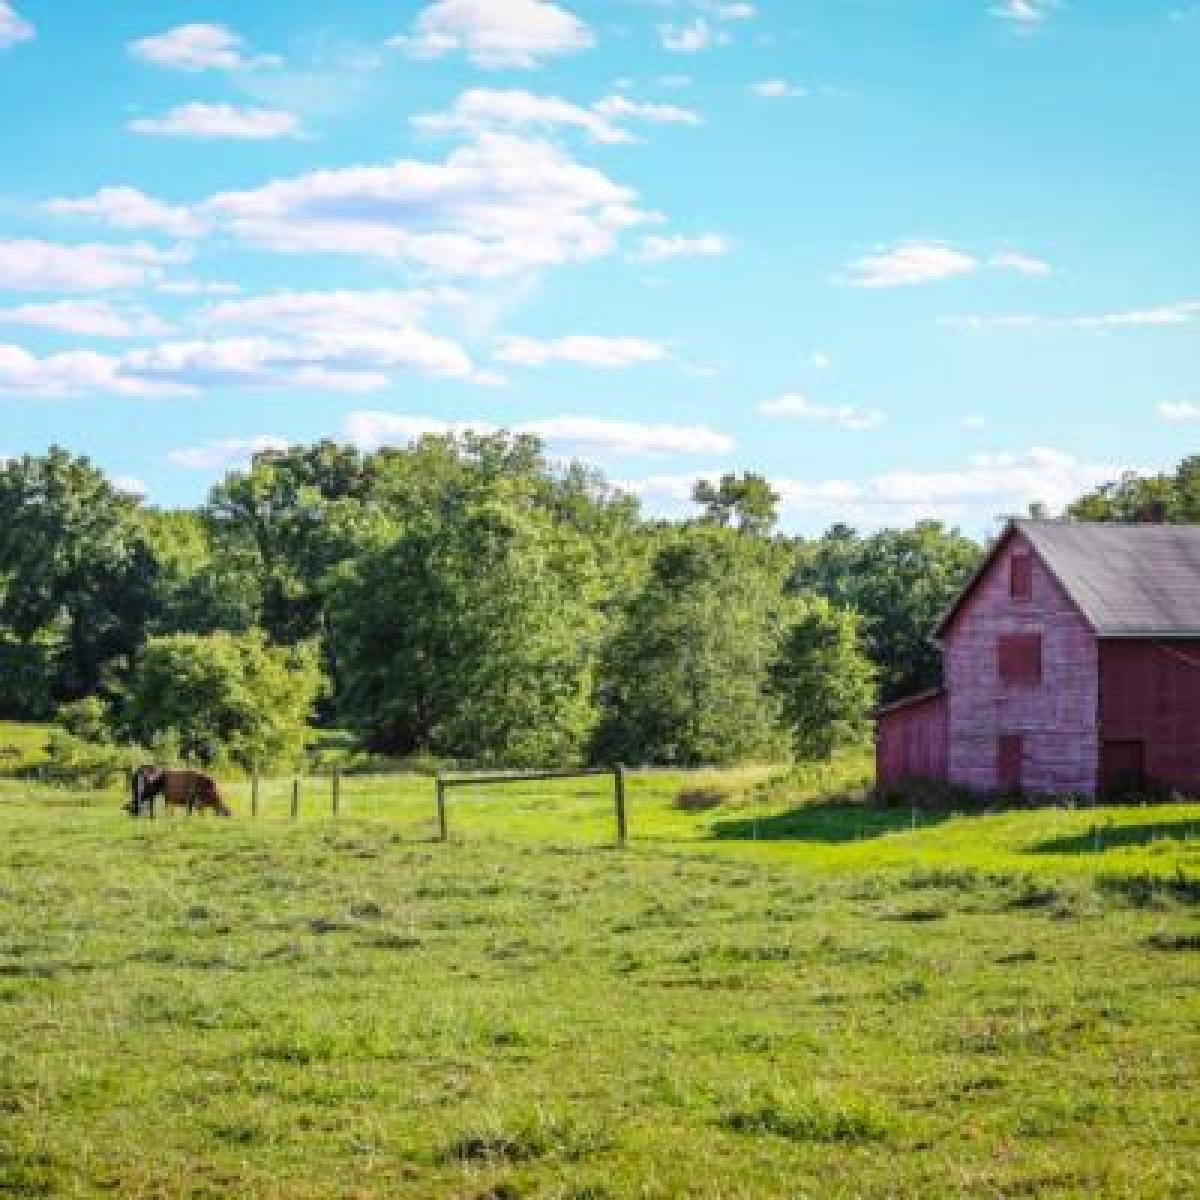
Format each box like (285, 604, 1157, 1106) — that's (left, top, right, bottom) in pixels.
(2, 756, 1199, 1197)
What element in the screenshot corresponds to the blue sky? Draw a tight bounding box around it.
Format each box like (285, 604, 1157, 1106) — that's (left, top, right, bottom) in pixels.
(0, 0, 1196, 533)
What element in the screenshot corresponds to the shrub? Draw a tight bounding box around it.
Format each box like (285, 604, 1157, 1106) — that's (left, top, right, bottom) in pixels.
(40, 730, 136, 788)
(119, 631, 322, 772)
(55, 696, 114, 743)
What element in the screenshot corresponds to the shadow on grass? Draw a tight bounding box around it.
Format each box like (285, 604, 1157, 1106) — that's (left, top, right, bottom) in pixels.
(707, 800, 953, 845)
(1030, 819, 1200, 856)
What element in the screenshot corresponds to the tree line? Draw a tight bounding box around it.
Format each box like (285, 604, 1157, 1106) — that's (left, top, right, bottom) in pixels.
(10, 436, 1170, 773)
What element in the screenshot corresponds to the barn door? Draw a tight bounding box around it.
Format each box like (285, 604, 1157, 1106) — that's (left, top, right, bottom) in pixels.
(1101, 740, 1145, 796)
(998, 735, 1023, 793)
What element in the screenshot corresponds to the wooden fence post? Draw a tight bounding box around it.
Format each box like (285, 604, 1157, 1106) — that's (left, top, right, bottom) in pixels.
(332, 769, 341, 818)
(436, 774, 448, 843)
(251, 768, 259, 818)
(614, 764, 627, 848)
(291, 778, 300, 821)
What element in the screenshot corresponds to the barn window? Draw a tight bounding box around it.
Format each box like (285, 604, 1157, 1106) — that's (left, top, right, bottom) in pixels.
(1010, 553, 1033, 601)
(998, 633, 1042, 685)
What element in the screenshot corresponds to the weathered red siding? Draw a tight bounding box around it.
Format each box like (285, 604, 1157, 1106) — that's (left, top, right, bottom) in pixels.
(942, 531, 1098, 794)
(1099, 640, 1200, 795)
(876, 692, 947, 785)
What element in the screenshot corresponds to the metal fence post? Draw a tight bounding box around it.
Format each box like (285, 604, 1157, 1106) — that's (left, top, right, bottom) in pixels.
(332, 769, 341, 818)
(615, 764, 627, 848)
(436, 774, 448, 842)
(251, 768, 259, 818)
(291, 778, 299, 821)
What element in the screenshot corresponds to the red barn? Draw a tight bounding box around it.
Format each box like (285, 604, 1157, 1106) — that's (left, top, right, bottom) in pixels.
(876, 520, 1200, 796)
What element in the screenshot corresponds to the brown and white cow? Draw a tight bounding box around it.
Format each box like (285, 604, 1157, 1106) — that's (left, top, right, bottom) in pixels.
(127, 766, 231, 818)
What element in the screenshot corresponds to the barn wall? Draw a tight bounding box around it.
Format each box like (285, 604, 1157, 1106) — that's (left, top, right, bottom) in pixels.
(943, 531, 1098, 794)
(1100, 640, 1200, 794)
(876, 694, 947, 786)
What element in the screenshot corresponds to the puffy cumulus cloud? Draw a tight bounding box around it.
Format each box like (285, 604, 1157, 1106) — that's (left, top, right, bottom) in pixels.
(0, 239, 183, 293)
(390, 0, 593, 69)
(636, 232, 729, 262)
(0, 344, 184, 397)
(495, 335, 670, 369)
(157, 280, 242, 297)
(1158, 401, 1200, 423)
(0, 2, 33, 49)
(129, 23, 279, 72)
(168, 435, 291, 470)
(0, 300, 171, 338)
(345, 411, 734, 458)
(757, 393, 885, 431)
(203, 133, 651, 277)
(845, 242, 978, 288)
(626, 448, 1124, 531)
(751, 79, 804, 98)
(845, 241, 1051, 288)
(414, 88, 700, 145)
(43, 187, 204, 239)
(129, 103, 301, 140)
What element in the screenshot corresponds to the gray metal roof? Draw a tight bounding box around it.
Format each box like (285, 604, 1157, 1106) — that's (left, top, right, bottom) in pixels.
(1014, 520, 1200, 636)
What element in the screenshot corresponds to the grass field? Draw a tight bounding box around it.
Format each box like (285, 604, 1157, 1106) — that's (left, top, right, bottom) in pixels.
(2, 758, 1200, 1197)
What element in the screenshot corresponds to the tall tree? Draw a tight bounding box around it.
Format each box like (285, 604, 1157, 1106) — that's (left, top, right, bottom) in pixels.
(793, 521, 980, 703)
(0, 447, 156, 707)
(693, 472, 780, 536)
(328, 483, 603, 767)
(770, 596, 877, 760)
(596, 525, 792, 766)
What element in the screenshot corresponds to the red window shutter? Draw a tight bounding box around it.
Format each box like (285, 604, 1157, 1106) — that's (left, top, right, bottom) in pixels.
(998, 634, 1042, 684)
(1010, 553, 1033, 601)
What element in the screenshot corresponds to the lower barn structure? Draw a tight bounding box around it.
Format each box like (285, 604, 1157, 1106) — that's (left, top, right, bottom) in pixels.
(876, 519, 1200, 797)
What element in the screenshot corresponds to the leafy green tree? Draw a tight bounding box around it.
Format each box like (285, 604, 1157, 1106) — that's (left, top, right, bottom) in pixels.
(770, 596, 877, 759)
(204, 441, 372, 645)
(120, 631, 321, 770)
(1067, 455, 1200, 524)
(793, 521, 980, 703)
(328, 486, 603, 766)
(139, 508, 261, 635)
(0, 447, 156, 706)
(596, 525, 792, 766)
(693, 472, 780, 535)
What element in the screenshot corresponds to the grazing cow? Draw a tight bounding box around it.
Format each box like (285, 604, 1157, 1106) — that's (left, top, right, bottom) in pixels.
(126, 765, 231, 818)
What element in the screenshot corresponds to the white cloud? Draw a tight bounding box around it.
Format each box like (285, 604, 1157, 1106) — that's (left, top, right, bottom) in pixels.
(169, 435, 291, 470)
(1158, 401, 1200, 423)
(757, 393, 885, 430)
(0, 240, 181, 293)
(345, 411, 734, 458)
(129, 23, 278, 72)
(0, 300, 170, 338)
(0, 344, 183, 397)
(751, 79, 804, 98)
(390, 0, 593, 69)
(810, 352, 832, 370)
(637, 233, 730, 262)
(962, 413, 989, 429)
(0, 2, 33, 49)
(661, 19, 716, 52)
(44, 187, 204, 239)
(129, 103, 301, 140)
(413, 88, 699, 145)
(989, 250, 1051, 276)
(112, 475, 149, 498)
(945, 299, 1200, 331)
(204, 133, 651, 278)
(495, 335, 669, 368)
(714, 3, 757, 19)
(990, 1, 1051, 27)
(157, 280, 242, 297)
(846, 241, 978, 288)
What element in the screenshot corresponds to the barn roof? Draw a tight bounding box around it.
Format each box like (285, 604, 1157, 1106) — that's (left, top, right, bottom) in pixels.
(935, 519, 1200, 639)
